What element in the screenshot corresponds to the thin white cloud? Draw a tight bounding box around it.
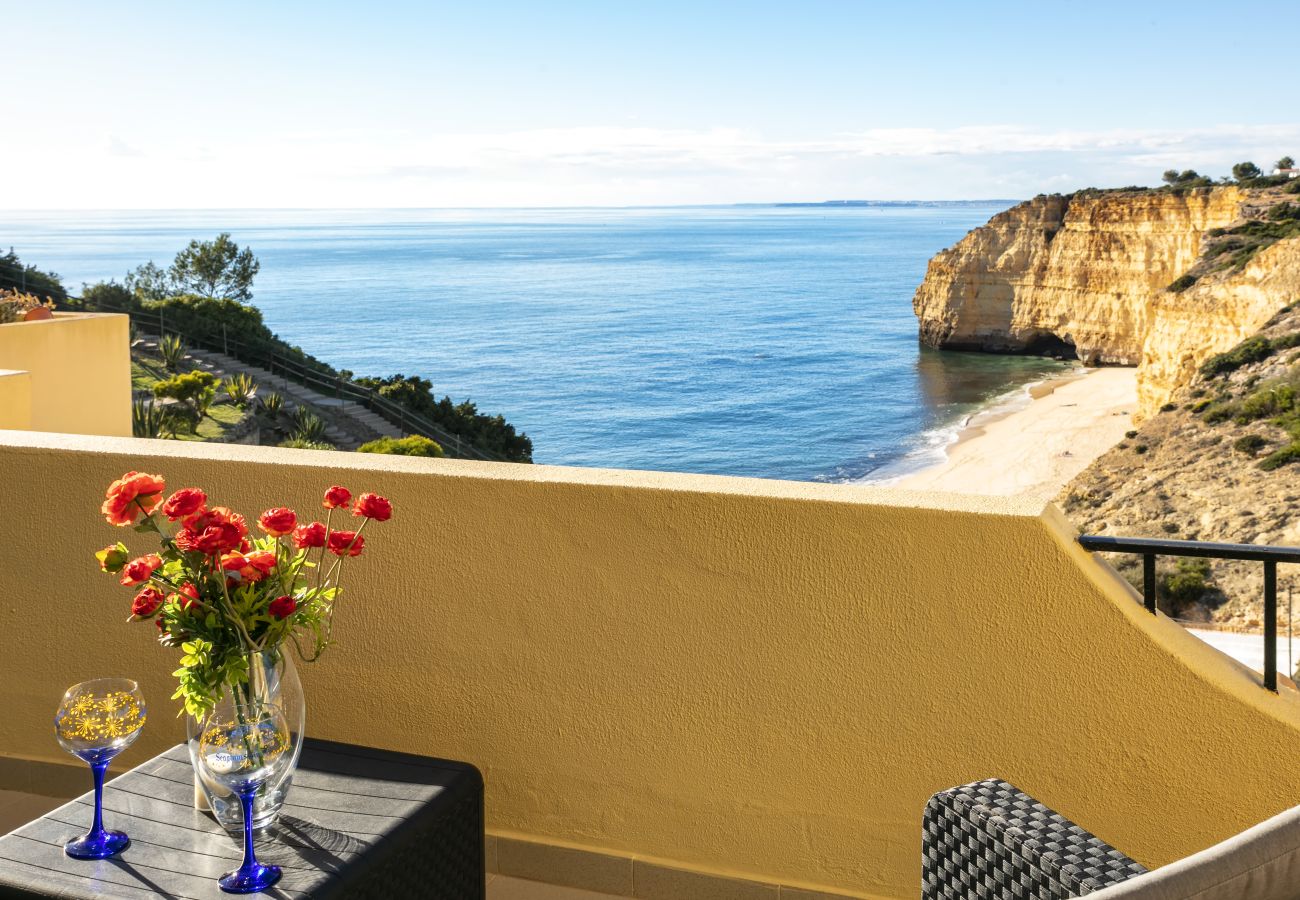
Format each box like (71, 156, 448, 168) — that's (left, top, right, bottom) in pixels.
(4, 123, 1299, 208)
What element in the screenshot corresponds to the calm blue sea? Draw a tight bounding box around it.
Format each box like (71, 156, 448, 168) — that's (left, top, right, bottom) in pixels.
(0, 205, 1070, 482)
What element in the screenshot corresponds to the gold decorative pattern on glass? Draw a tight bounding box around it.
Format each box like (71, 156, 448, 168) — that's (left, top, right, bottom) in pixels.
(56, 691, 146, 744)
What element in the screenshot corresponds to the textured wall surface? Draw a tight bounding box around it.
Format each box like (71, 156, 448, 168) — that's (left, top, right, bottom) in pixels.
(0, 313, 131, 436)
(913, 188, 1242, 363)
(0, 369, 31, 429)
(2, 432, 1300, 898)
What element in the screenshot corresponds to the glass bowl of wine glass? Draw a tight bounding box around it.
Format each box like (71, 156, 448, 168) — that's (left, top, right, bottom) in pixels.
(196, 703, 290, 894)
(53, 677, 146, 859)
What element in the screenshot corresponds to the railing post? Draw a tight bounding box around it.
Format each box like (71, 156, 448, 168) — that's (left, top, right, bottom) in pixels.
(1265, 560, 1278, 691)
(1142, 554, 1157, 614)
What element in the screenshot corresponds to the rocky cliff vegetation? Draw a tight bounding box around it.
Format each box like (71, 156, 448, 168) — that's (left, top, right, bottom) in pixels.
(1060, 305, 1300, 627)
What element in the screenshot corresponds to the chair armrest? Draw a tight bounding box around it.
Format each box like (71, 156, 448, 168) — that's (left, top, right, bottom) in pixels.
(923, 778, 1147, 899)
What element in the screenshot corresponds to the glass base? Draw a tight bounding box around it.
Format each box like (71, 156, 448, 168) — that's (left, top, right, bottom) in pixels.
(219, 862, 282, 894)
(65, 830, 130, 859)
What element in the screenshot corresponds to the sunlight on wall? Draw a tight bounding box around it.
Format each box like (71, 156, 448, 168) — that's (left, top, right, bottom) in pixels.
(1, 431, 1298, 897)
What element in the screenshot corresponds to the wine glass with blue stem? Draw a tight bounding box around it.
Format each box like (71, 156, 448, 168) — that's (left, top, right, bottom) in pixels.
(197, 702, 289, 894)
(54, 678, 146, 859)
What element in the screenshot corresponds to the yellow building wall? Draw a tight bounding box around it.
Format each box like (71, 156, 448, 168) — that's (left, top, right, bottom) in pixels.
(0, 369, 32, 429)
(0, 313, 131, 437)
(2, 431, 1300, 898)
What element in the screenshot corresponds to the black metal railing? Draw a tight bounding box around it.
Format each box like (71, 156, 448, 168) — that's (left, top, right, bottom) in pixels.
(66, 296, 501, 461)
(1078, 534, 1300, 691)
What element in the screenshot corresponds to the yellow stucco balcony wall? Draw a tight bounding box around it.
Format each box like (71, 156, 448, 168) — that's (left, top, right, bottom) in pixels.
(2, 430, 1300, 898)
(0, 313, 131, 436)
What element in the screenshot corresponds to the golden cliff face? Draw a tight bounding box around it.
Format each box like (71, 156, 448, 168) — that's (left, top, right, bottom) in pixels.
(913, 186, 1300, 417)
(913, 189, 1243, 366)
(1138, 236, 1300, 414)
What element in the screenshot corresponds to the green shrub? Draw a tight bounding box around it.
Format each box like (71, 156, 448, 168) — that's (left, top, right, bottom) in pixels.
(355, 373, 533, 462)
(1134, 444, 1149, 454)
(278, 437, 335, 451)
(1201, 402, 1238, 424)
(1200, 212, 1300, 273)
(1236, 383, 1296, 422)
(1125, 430, 1138, 439)
(1268, 202, 1300, 221)
(153, 370, 218, 421)
(1200, 335, 1275, 377)
(1162, 558, 1212, 610)
(1159, 402, 1177, 412)
(1234, 434, 1268, 456)
(159, 334, 186, 372)
(1260, 442, 1300, 471)
(160, 404, 199, 436)
(1167, 274, 1199, 293)
(357, 435, 445, 457)
(1189, 398, 1213, 413)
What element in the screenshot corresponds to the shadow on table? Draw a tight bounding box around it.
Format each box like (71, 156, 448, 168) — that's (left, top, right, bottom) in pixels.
(103, 816, 371, 898)
(104, 858, 188, 900)
(265, 814, 372, 873)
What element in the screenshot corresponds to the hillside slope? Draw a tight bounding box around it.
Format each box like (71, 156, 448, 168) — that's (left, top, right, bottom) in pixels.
(1060, 304, 1300, 626)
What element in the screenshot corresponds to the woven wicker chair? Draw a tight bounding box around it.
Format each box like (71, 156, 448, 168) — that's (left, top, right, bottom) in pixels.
(923, 779, 1300, 899)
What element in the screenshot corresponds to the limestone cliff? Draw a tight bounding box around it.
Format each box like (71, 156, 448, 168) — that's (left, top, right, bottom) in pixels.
(914, 188, 1243, 365)
(913, 186, 1300, 418)
(1138, 236, 1300, 414)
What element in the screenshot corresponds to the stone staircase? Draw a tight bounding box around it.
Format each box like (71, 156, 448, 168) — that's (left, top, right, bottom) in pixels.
(136, 337, 402, 450)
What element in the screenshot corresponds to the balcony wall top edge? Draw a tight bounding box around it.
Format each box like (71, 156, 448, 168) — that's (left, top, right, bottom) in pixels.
(0, 428, 1050, 518)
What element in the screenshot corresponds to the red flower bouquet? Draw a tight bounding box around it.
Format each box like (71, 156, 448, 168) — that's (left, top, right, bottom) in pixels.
(95, 472, 392, 717)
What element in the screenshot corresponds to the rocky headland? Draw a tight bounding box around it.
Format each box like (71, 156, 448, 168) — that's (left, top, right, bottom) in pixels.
(914, 184, 1300, 420)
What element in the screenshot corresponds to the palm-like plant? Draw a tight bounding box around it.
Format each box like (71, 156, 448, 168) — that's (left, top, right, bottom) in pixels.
(223, 373, 258, 408)
(259, 392, 284, 416)
(159, 334, 186, 372)
(291, 408, 328, 443)
(132, 399, 166, 438)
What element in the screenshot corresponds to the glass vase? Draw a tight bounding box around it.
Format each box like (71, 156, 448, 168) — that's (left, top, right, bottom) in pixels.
(186, 647, 305, 833)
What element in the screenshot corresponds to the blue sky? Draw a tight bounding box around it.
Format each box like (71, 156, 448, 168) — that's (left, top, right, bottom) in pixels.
(3, 0, 1296, 207)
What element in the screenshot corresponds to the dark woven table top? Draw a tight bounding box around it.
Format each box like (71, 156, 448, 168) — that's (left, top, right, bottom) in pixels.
(0, 738, 484, 899)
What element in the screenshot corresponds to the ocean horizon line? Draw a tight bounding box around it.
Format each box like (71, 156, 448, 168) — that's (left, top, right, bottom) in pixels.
(0, 199, 1024, 215)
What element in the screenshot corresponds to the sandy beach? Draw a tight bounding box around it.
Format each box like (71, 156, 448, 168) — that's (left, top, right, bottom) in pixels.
(893, 367, 1138, 498)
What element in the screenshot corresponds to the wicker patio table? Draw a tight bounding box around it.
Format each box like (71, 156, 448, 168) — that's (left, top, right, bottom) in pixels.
(0, 738, 484, 899)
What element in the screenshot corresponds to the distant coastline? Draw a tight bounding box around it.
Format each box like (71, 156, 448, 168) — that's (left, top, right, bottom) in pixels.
(758, 199, 1022, 209)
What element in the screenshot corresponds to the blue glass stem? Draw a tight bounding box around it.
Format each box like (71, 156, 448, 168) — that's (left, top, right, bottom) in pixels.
(88, 759, 109, 843)
(238, 787, 258, 873)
